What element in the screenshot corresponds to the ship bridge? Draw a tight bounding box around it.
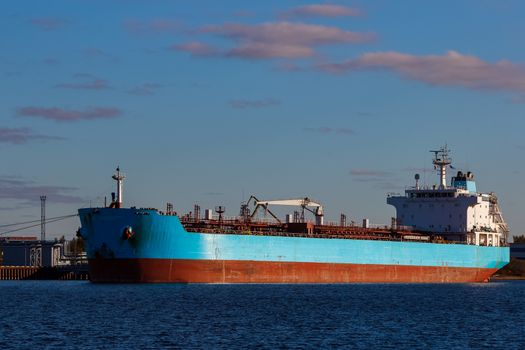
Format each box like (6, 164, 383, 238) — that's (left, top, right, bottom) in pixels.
(387, 146, 508, 247)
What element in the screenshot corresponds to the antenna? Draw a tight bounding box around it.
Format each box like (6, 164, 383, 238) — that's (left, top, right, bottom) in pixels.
(430, 145, 451, 189)
(111, 166, 125, 208)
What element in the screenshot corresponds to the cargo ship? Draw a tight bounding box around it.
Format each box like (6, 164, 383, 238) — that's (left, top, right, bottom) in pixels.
(77, 146, 510, 283)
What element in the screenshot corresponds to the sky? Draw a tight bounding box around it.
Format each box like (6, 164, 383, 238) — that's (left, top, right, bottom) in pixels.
(1, 0, 525, 239)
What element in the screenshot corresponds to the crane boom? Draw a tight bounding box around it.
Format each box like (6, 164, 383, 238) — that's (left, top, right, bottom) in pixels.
(255, 198, 323, 213)
(250, 196, 324, 225)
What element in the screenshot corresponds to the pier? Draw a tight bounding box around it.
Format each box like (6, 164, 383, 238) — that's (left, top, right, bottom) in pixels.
(0, 265, 89, 280)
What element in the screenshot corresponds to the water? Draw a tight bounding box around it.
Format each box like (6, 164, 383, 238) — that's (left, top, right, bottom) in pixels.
(0, 281, 524, 349)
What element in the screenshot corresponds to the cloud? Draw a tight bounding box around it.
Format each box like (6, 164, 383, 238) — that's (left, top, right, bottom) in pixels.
(0, 176, 82, 204)
(317, 51, 525, 93)
(30, 17, 68, 31)
(55, 75, 110, 90)
(227, 43, 314, 59)
(281, 4, 361, 19)
(198, 22, 375, 59)
(170, 42, 220, 57)
(124, 19, 181, 35)
(335, 128, 354, 134)
(350, 169, 392, 177)
(81, 48, 117, 62)
(127, 83, 163, 96)
(303, 127, 355, 135)
(16, 107, 122, 122)
(0, 127, 64, 144)
(43, 58, 60, 65)
(402, 167, 434, 174)
(350, 169, 400, 190)
(229, 98, 281, 109)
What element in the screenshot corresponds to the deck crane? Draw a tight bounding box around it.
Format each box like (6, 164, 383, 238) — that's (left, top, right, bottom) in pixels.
(247, 196, 324, 225)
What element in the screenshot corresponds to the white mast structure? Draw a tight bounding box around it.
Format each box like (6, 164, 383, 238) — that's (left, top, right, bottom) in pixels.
(112, 167, 125, 208)
(431, 145, 451, 189)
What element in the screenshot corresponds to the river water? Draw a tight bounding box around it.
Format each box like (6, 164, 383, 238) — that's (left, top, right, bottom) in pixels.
(0, 281, 524, 349)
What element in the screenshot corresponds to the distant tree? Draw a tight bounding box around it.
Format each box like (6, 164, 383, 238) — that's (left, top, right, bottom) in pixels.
(513, 235, 525, 243)
(68, 236, 85, 254)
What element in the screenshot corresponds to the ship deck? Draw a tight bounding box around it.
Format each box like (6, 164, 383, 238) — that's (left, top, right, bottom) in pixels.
(179, 217, 439, 243)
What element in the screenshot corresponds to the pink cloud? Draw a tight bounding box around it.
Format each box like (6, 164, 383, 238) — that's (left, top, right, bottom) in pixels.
(0, 127, 63, 144)
(229, 43, 315, 59)
(229, 98, 281, 109)
(204, 22, 373, 46)
(16, 107, 122, 122)
(170, 42, 220, 57)
(199, 22, 375, 59)
(55, 76, 110, 90)
(281, 4, 361, 18)
(127, 83, 163, 96)
(124, 19, 181, 35)
(30, 17, 68, 31)
(317, 51, 525, 93)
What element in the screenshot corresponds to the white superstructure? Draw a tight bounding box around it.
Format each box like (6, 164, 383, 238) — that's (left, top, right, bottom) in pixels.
(387, 146, 509, 247)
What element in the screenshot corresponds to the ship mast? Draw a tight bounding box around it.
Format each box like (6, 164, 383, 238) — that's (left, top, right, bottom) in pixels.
(430, 146, 451, 189)
(112, 167, 125, 208)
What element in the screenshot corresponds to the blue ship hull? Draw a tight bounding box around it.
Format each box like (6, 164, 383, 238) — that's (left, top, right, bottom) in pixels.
(78, 208, 509, 283)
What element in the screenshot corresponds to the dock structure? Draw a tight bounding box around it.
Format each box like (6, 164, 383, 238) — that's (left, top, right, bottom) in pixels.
(0, 265, 89, 280)
(0, 236, 89, 280)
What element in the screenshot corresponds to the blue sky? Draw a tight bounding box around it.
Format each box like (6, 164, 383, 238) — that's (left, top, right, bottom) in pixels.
(1, 1, 525, 239)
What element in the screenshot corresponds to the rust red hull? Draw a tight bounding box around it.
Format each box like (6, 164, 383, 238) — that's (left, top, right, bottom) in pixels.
(88, 258, 497, 283)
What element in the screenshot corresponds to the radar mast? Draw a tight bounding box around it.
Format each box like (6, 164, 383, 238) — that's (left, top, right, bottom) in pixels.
(112, 166, 125, 208)
(430, 145, 451, 189)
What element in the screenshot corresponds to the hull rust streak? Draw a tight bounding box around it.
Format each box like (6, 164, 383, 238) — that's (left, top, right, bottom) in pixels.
(89, 258, 498, 283)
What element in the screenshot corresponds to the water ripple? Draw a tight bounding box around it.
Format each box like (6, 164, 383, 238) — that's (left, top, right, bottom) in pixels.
(0, 281, 524, 349)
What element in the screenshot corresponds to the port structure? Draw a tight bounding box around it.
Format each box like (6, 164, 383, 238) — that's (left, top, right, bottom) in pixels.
(40, 196, 46, 241)
(247, 195, 324, 225)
